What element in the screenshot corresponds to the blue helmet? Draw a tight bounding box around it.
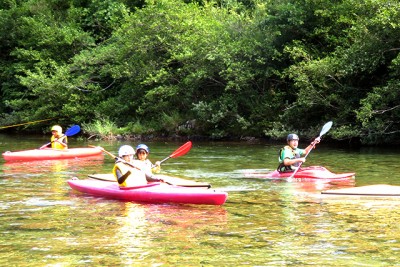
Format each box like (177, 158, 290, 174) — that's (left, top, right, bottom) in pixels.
(287, 134, 299, 141)
(136, 144, 149, 154)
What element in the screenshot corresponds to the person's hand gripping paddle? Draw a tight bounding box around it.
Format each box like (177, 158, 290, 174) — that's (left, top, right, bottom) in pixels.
(288, 121, 333, 181)
(39, 125, 81, 149)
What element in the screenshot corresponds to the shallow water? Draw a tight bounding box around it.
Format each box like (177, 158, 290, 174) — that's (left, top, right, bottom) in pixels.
(1, 134, 400, 266)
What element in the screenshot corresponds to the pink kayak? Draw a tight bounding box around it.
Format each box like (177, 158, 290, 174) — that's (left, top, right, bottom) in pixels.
(2, 147, 103, 161)
(67, 178, 228, 205)
(244, 166, 355, 180)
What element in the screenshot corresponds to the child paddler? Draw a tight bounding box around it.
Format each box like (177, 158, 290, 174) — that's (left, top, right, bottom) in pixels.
(41, 125, 68, 150)
(135, 144, 161, 174)
(113, 145, 163, 188)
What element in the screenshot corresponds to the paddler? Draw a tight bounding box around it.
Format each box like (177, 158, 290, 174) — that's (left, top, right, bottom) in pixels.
(42, 125, 68, 150)
(113, 145, 162, 188)
(277, 134, 320, 172)
(135, 144, 161, 174)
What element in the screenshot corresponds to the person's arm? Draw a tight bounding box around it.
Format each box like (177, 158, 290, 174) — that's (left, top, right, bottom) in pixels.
(55, 136, 68, 148)
(281, 147, 305, 166)
(283, 157, 305, 166)
(115, 169, 131, 184)
(304, 137, 321, 154)
(151, 161, 161, 173)
(145, 173, 164, 183)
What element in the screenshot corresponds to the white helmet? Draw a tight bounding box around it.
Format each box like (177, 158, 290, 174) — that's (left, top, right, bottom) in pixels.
(51, 125, 62, 134)
(118, 145, 135, 157)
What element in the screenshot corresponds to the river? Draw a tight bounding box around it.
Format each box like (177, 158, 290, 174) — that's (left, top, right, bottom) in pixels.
(1, 133, 399, 266)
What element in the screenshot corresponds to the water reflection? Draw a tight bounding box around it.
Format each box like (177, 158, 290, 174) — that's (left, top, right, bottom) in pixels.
(2, 155, 104, 176)
(2, 136, 400, 266)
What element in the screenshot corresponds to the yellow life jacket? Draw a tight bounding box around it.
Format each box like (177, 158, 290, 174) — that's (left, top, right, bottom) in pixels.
(112, 162, 147, 187)
(51, 135, 68, 150)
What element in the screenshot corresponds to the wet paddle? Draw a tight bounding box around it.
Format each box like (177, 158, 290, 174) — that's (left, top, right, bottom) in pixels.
(89, 143, 210, 188)
(39, 125, 81, 149)
(288, 121, 333, 181)
(156, 141, 193, 166)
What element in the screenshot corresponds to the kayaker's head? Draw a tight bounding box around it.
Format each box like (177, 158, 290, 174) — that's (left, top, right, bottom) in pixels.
(136, 144, 149, 161)
(287, 133, 299, 149)
(51, 125, 63, 137)
(118, 145, 135, 161)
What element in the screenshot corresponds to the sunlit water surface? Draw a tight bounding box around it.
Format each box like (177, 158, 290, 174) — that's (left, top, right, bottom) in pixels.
(1, 134, 400, 266)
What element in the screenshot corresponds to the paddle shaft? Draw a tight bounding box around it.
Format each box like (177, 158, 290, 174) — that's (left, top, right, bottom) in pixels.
(159, 156, 172, 165)
(151, 141, 192, 168)
(39, 125, 80, 149)
(89, 146, 164, 183)
(39, 125, 81, 149)
(157, 141, 192, 165)
(90, 145, 198, 187)
(89, 145, 141, 170)
(288, 121, 333, 180)
(40, 134, 67, 149)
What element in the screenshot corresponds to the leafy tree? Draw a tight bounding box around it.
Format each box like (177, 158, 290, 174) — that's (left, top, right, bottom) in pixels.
(266, 0, 400, 143)
(1, 0, 400, 145)
(0, 0, 131, 129)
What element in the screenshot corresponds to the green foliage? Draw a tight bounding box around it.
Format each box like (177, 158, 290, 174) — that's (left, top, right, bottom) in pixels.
(2, 0, 400, 145)
(82, 118, 120, 140)
(122, 121, 148, 135)
(278, 0, 400, 143)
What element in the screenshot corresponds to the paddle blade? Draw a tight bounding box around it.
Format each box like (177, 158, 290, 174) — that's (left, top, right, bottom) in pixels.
(319, 121, 333, 137)
(170, 141, 192, 158)
(65, 125, 81, 136)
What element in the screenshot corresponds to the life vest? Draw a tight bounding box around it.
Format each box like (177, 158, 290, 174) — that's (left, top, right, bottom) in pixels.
(113, 161, 147, 187)
(277, 145, 301, 172)
(51, 135, 67, 150)
(135, 159, 160, 174)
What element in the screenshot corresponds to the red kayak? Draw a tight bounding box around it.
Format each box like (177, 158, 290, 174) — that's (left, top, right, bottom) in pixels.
(2, 147, 103, 161)
(67, 178, 228, 205)
(244, 166, 355, 180)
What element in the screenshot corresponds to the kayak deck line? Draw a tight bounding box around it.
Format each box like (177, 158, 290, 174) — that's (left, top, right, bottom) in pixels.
(88, 173, 212, 188)
(321, 184, 400, 196)
(244, 166, 355, 180)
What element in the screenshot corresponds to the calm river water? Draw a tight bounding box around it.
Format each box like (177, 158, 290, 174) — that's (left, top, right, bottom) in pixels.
(0, 133, 400, 266)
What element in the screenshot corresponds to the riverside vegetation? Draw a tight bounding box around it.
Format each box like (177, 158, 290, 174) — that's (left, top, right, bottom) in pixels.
(1, 0, 400, 145)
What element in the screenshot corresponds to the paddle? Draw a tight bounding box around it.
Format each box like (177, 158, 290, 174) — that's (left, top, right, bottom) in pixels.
(155, 141, 192, 166)
(288, 121, 333, 181)
(39, 125, 81, 149)
(88, 145, 140, 169)
(89, 143, 210, 188)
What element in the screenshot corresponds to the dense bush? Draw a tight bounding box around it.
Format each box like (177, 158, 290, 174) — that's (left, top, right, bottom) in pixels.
(1, 0, 400, 145)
